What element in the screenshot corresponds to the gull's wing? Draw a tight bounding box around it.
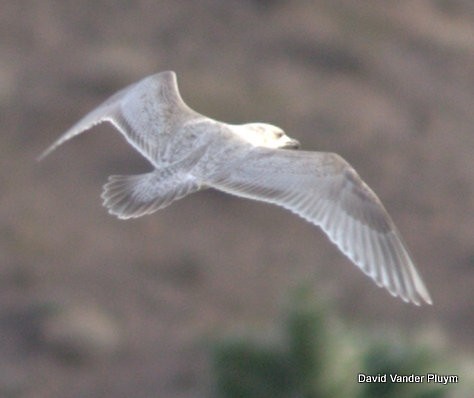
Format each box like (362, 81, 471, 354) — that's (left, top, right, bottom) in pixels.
(38, 71, 199, 165)
(206, 148, 431, 305)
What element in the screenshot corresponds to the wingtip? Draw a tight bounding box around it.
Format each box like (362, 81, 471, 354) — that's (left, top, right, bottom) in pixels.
(420, 291, 433, 306)
(406, 287, 432, 306)
(401, 282, 433, 306)
(412, 271, 433, 306)
(36, 146, 54, 162)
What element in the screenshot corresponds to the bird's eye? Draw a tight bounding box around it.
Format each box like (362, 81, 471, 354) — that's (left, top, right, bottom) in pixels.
(275, 131, 284, 138)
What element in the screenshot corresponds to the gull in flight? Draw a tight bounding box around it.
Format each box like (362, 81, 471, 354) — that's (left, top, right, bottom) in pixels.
(40, 71, 432, 305)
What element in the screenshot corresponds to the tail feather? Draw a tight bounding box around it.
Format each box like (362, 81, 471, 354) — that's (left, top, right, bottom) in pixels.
(101, 169, 201, 219)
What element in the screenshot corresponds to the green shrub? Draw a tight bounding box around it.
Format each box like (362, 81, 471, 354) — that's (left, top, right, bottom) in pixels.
(211, 288, 452, 398)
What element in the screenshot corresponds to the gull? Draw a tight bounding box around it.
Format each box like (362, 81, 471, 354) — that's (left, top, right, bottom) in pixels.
(39, 71, 432, 305)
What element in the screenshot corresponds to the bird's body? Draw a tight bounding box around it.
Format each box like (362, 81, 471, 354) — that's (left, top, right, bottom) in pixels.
(40, 71, 432, 305)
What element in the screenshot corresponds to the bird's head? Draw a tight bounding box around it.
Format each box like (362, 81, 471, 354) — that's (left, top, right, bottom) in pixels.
(238, 123, 300, 149)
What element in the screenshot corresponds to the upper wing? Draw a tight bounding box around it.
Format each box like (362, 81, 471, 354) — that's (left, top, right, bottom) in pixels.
(38, 71, 199, 165)
(206, 148, 432, 305)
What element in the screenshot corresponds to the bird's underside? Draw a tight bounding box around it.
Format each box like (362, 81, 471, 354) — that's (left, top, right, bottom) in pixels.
(40, 70, 432, 306)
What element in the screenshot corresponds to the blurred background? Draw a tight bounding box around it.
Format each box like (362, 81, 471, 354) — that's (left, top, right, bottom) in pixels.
(1, 1, 473, 397)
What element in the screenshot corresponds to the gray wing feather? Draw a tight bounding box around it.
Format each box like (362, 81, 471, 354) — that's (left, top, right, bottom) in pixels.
(206, 148, 432, 305)
(38, 71, 198, 165)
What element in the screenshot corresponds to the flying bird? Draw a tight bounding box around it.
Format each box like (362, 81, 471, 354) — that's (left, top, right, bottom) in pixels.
(40, 71, 432, 305)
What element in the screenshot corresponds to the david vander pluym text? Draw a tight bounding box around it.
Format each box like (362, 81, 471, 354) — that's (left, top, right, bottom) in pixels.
(358, 373, 459, 385)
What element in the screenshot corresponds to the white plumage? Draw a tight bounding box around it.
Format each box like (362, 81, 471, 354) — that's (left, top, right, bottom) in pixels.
(40, 71, 432, 305)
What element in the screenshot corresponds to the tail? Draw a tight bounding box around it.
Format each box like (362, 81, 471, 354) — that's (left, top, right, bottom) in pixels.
(101, 169, 201, 219)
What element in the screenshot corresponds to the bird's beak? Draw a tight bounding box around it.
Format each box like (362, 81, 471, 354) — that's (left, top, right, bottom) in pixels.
(282, 139, 300, 150)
